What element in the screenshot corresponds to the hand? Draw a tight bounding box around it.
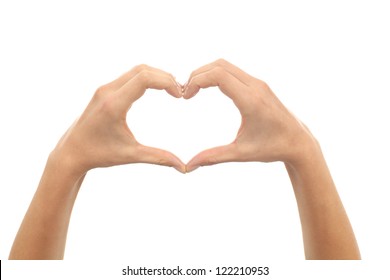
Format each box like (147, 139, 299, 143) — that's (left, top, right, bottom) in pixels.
(184, 59, 316, 172)
(51, 65, 186, 176)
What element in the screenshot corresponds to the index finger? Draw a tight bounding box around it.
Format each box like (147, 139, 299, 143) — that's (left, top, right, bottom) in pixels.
(187, 59, 254, 86)
(183, 65, 252, 111)
(104, 64, 181, 93)
(113, 69, 182, 112)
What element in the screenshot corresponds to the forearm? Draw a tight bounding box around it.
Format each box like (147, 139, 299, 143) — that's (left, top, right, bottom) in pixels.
(285, 140, 360, 260)
(9, 153, 85, 260)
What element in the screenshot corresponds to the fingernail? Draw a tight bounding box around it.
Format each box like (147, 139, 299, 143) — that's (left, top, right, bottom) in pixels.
(183, 88, 190, 98)
(172, 158, 186, 173)
(176, 87, 182, 97)
(173, 81, 183, 97)
(173, 166, 185, 174)
(186, 165, 199, 173)
(177, 87, 182, 97)
(178, 82, 185, 97)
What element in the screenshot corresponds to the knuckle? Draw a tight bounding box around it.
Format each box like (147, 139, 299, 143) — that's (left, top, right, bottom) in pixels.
(253, 78, 270, 91)
(157, 158, 168, 166)
(214, 58, 228, 66)
(94, 84, 110, 99)
(155, 155, 170, 166)
(135, 70, 151, 84)
(204, 156, 218, 165)
(212, 65, 226, 79)
(133, 64, 150, 73)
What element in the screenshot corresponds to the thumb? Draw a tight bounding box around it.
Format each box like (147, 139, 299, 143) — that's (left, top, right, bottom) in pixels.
(136, 144, 186, 173)
(186, 144, 238, 173)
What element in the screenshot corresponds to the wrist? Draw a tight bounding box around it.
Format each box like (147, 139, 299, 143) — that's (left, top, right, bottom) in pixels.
(47, 148, 87, 184)
(284, 131, 330, 188)
(31, 152, 86, 212)
(284, 139, 332, 199)
(284, 124, 323, 168)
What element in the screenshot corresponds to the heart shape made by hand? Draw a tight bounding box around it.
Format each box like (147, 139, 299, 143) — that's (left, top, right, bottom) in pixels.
(120, 59, 305, 173)
(61, 59, 306, 175)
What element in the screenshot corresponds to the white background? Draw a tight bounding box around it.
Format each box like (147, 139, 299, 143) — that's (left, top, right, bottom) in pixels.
(1, 0, 389, 279)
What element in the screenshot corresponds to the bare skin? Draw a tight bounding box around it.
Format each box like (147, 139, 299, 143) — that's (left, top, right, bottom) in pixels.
(9, 65, 185, 259)
(9, 60, 360, 260)
(184, 59, 360, 259)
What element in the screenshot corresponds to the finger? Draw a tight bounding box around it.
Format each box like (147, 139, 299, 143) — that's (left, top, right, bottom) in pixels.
(105, 64, 181, 93)
(114, 70, 182, 112)
(135, 144, 186, 173)
(186, 144, 238, 173)
(187, 59, 254, 87)
(183, 66, 251, 110)
(128, 70, 182, 99)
